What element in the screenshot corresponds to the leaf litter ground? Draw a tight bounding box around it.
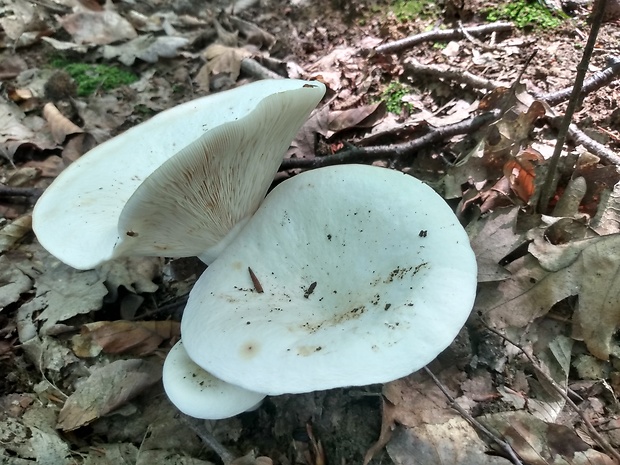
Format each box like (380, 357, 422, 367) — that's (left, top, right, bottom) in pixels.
(1, 0, 620, 464)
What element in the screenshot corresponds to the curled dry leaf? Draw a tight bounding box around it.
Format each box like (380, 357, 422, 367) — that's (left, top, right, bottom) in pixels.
(0, 215, 32, 253)
(43, 103, 83, 144)
(72, 320, 180, 357)
(57, 359, 161, 431)
(503, 147, 544, 203)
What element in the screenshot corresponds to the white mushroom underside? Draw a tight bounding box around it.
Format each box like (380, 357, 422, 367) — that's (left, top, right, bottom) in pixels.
(182, 165, 477, 395)
(163, 340, 265, 419)
(32, 79, 325, 270)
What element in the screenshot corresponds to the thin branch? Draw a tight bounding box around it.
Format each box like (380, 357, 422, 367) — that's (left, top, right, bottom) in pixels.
(370, 22, 513, 55)
(482, 324, 620, 464)
(566, 121, 620, 165)
(405, 59, 501, 90)
(240, 57, 283, 80)
(181, 414, 236, 465)
(280, 110, 499, 170)
(538, 0, 608, 213)
(423, 367, 524, 465)
(535, 57, 620, 106)
(0, 185, 44, 199)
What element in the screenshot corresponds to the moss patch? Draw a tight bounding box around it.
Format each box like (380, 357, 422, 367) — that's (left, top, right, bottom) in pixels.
(389, 0, 440, 21)
(380, 81, 414, 114)
(486, 0, 566, 29)
(50, 58, 138, 96)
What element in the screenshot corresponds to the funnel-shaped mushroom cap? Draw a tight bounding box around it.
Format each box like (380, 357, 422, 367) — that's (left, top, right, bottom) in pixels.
(182, 165, 477, 395)
(163, 340, 265, 419)
(33, 79, 326, 270)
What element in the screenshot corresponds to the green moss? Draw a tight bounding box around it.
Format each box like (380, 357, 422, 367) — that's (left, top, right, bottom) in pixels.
(390, 0, 440, 21)
(50, 58, 138, 96)
(380, 82, 414, 114)
(486, 0, 566, 29)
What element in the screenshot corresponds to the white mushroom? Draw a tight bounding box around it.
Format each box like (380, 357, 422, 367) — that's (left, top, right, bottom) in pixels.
(181, 164, 477, 395)
(33, 79, 326, 270)
(163, 340, 265, 419)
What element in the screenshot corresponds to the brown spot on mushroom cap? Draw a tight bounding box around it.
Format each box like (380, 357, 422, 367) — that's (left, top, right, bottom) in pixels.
(240, 341, 261, 359)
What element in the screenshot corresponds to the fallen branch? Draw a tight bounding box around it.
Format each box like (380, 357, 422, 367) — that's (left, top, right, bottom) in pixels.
(423, 367, 524, 465)
(370, 22, 513, 55)
(0, 185, 44, 199)
(535, 57, 620, 106)
(241, 57, 283, 80)
(567, 121, 620, 165)
(404, 59, 501, 90)
(280, 110, 499, 170)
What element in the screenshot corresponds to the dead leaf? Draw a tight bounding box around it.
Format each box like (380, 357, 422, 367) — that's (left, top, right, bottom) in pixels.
(480, 411, 616, 465)
(477, 234, 620, 360)
(0, 215, 32, 253)
(0, 99, 58, 161)
(485, 101, 546, 160)
(467, 207, 523, 282)
(504, 147, 544, 203)
(387, 421, 509, 465)
(57, 359, 161, 431)
(0, 255, 32, 310)
(103, 35, 189, 66)
(203, 43, 251, 81)
(326, 102, 386, 137)
(288, 106, 330, 160)
(43, 103, 83, 144)
(72, 320, 180, 357)
(60, 8, 137, 45)
(20, 250, 108, 335)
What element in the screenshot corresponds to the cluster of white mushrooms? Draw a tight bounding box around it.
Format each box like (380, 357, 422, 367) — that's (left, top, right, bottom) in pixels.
(33, 79, 477, 419)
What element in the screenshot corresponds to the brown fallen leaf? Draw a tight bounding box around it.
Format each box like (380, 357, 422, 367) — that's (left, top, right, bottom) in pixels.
(326, 102, 386, 138)
(43, 103, 83, 145)
(57, 359, 161, 431)
(387, 420, 509, 465)
(477, 233, 620, 360)
(72, 320, 180, 357)
(480, 411, 616, 465)
(60, 8, 137, 45)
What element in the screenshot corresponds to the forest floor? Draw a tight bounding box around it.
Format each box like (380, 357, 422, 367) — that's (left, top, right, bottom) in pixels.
(1, 0, 620, 464)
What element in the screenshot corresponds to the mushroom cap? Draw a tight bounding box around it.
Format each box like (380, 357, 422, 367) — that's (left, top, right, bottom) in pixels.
(182, 164, 477, 395)
(163, 340, 265, 419)
(33, 79, 325, 270)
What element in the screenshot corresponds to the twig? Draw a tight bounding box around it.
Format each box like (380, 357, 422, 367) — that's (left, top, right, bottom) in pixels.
(280, 110, 499, 170)
(181, 414, 236, 465)
(423, 367, 524, 465)
(566, 121, 620, 165)
(535, 57, 620, 106)
(0, 185, 44, 199)
(370, 22, 513, 55)
(538, 0, 608, 213)
(241, 57, 283, 80)
(404, 59, 501, 90)
(457, 21, 503, 51)
(482, 324, 620, 464)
